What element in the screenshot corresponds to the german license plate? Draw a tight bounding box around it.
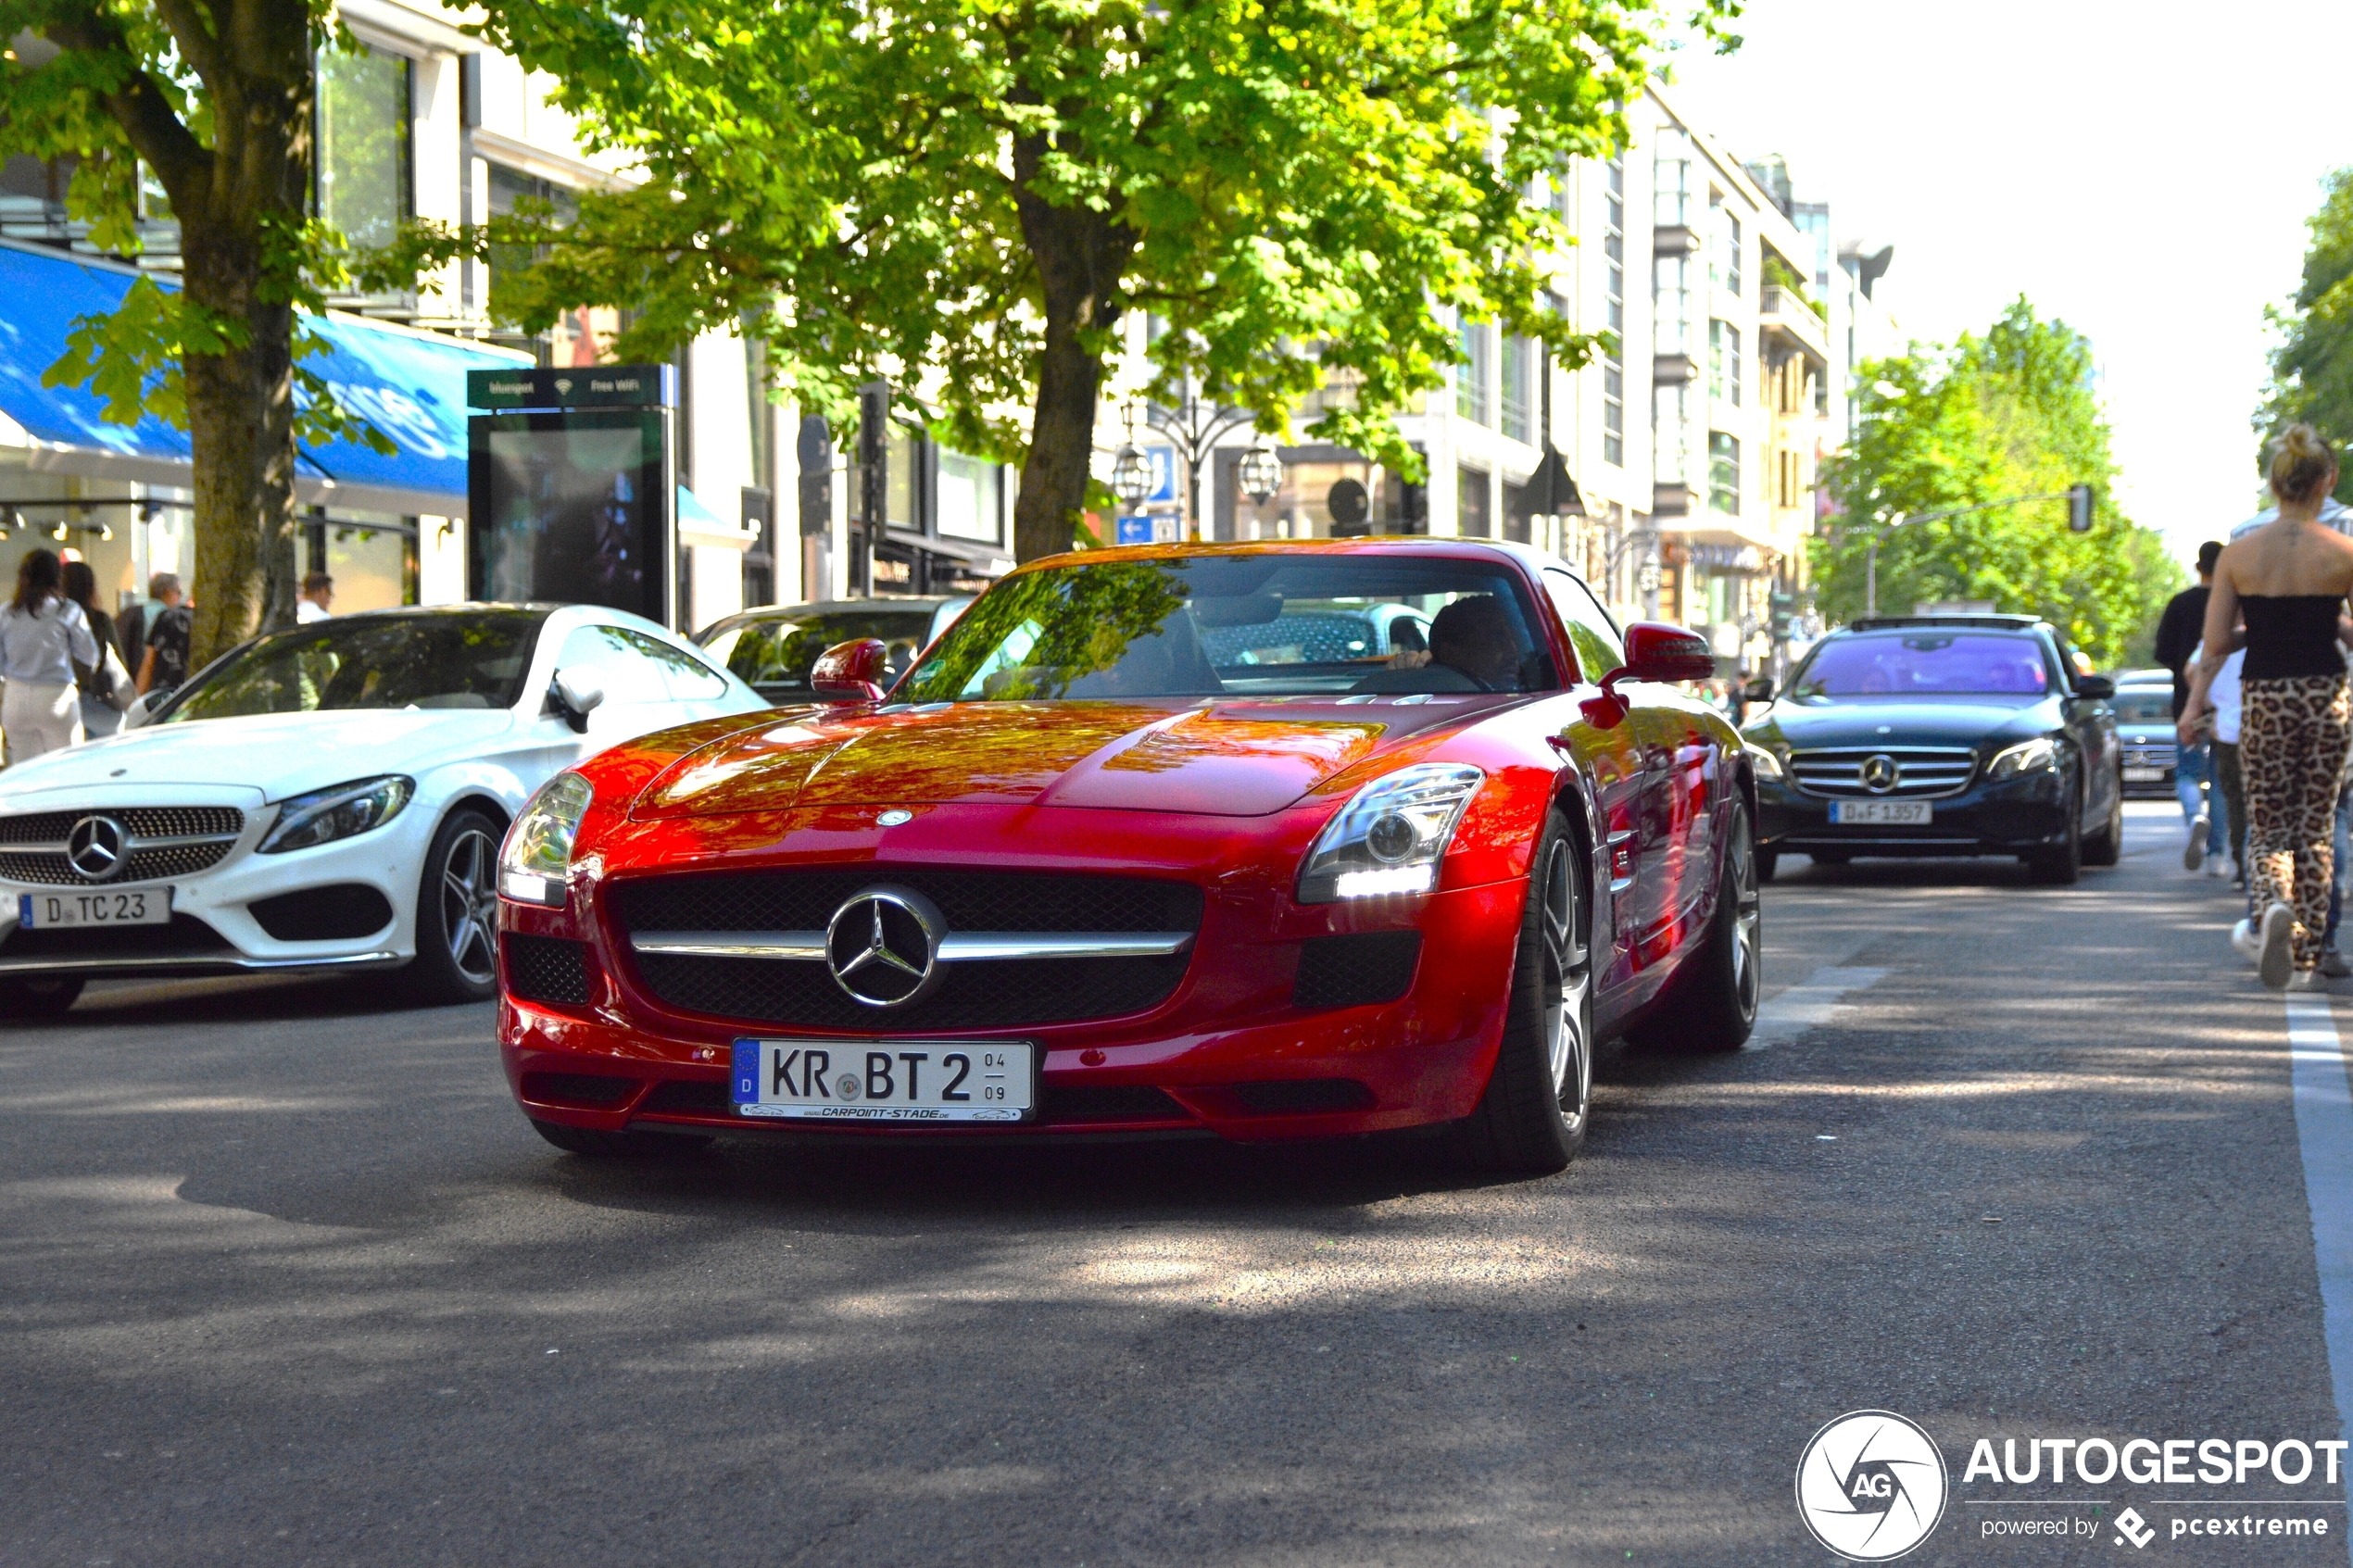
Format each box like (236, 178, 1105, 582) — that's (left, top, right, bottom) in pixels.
(19, 887, 170, 928)
(732, 1039, 1036, 1123)
(2122, 766, 2165, 782)
(1830, 800, 1931, 826)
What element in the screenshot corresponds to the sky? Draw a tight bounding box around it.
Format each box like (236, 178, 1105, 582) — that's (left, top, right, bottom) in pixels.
(1665, 0, 2353, 570)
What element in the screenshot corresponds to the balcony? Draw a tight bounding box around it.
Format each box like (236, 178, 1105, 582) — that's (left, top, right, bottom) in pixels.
(1758, 285, 1831, 368)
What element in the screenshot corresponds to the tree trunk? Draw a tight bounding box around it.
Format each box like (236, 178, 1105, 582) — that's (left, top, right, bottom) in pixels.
(180, 221, 299, 667)
(1010, 137, 1135, 564)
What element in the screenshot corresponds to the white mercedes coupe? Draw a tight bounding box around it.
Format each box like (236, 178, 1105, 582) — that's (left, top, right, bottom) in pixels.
(0, 603, 765, 1014)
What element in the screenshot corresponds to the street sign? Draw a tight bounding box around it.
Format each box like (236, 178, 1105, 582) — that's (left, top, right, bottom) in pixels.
(1117, 514, 1153, 545)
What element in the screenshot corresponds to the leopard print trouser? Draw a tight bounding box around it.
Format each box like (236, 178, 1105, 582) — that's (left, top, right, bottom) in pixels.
(2241, 674, 2351, 972)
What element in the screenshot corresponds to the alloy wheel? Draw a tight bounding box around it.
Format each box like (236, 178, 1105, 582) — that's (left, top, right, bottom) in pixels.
(440, 827, 501, 985)
(1538, 836, 1592, 1131)
(1729, 814, 1762, 1021)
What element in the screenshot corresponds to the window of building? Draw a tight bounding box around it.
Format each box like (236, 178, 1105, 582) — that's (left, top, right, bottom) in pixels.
(1654, 254, 1690, 357)
(1777, 447, 1807, 509)
(1709, 432, 1741, 515)
(1725, 211, 1743, 296)
(318, 44, 411, 254)
(1709, 320, 1742, 408)
(1500, 334, 1531, 445)
(485, 165, 621, 368)
(1457, 465, 1492, 537)
(1603, 358, 1624, 468)
(1655, 385, 1690, 486)
(937, 447, 1003, 545)
(1654, 128, 1691, 229)
(1604, 155, 1625, 336)
(1457, 319, 1492, 427)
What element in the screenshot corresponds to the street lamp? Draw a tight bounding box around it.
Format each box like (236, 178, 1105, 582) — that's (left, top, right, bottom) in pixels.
(1238, 442, 1284, 508)
(1110, 443, 1155, 508)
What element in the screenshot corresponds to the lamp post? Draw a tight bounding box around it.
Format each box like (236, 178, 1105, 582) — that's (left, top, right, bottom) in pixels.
(1238, 442, 1284, 509)
(1141, 377, 1261, 541)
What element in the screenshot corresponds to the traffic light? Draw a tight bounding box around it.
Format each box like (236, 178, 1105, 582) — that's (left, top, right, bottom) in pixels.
(2067, 483, 2094, 533)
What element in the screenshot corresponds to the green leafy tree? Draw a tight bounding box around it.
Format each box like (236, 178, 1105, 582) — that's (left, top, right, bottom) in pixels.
(1812, 297, 2182, 667)
(457, 0, 1737, 562)
(0, 3, 391, 661)
(2259, 167, 2353, 502)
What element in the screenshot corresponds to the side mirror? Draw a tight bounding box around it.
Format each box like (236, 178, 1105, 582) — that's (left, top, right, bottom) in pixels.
(549, 668, 607, 734)
(1601, 621, 1719, 692)
(2074, 674, 2115, 699)
(811, 637, 891, 703)
(1742, 675, 1775, 703)
(121, 691, 160, 730)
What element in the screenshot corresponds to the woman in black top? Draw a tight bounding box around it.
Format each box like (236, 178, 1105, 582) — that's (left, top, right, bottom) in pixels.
(2184, 425, 2353, 988)
(59, 560, 120, 739)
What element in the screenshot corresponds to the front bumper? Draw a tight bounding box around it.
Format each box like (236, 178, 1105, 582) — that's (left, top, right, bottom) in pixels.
(1755, 765, 2072, 858)
(499, 878, 1529, 1145)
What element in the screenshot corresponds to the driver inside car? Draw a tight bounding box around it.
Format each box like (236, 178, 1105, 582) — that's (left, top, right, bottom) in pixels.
(1384, 595, 1523, 688)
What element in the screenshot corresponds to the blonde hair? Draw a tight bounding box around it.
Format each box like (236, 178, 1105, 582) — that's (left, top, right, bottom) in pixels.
(2269, 423, 2339, 506)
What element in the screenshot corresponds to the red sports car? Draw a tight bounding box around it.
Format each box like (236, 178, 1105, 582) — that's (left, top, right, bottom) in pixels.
(497, 540, 1761, 1173)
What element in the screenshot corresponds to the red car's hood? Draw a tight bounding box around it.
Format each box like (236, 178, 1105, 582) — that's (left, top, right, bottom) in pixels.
(633, 699, 1471, 819)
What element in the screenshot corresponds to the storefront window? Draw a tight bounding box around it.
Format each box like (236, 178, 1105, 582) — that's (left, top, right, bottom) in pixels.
(937, 448, 1002, 544)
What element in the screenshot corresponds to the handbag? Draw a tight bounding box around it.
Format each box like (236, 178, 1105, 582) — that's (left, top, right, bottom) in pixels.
(99, 643, 137, 712)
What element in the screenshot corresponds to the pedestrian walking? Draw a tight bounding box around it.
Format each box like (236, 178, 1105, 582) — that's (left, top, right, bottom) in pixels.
(296, 571, 334, 623)
(116, 571, 180, 676)
(134, 582, 194, 697)
(59, 560, 133, 740)
(0, 548, 100, 765)
(2158, 540, 2226, 870)
(2184, 426, 2353, 990)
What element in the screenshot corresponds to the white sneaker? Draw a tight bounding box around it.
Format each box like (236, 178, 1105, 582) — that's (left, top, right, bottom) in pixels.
(2185, 814, 2210, 871)
(2291, 970, 2331, 993)
(2232, 918, 2262, 963)
(2207, 856, 2230, 878)
(2260, 903, 2296, 990)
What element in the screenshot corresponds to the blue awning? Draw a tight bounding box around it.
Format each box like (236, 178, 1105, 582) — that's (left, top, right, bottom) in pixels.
(0, 238, 530, 517)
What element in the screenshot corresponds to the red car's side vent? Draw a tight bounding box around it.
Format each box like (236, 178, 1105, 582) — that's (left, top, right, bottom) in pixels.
(1292, 932, 1422, 1010)
(504, 934, 592, 1007)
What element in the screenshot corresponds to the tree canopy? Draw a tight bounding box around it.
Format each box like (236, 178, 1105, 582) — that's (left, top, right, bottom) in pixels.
(462, 0, 1738, 559)
(2259, 167, 2353, 502)
(1812, 297, 2182, 667)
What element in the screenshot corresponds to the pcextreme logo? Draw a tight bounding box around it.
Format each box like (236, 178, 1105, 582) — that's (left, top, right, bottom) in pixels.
(1795, 1410, 1950, 1562)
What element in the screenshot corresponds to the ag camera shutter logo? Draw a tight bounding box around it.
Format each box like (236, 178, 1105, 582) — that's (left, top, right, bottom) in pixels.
(1795, 1410, 1949, 1561)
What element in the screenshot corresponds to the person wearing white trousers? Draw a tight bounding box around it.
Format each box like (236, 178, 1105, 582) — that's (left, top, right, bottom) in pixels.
(0, 548, 99, 766)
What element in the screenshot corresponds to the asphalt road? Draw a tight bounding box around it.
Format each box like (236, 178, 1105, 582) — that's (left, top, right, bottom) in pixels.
(4, 800, 2349, 1567)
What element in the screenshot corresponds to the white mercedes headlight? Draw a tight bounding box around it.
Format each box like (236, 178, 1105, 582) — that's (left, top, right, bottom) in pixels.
(499, 772, 595, 907)
(1297, 764, 1484, 903)
(258, 775, 413, 854)
(1987, 737, 2061, 780)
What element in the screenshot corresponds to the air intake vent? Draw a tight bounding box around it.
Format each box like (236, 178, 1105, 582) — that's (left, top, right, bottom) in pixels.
(248, 884, 394, 941)
(519, 1072, 635, 1108)
(1229, 1079, 1377, 1115)
(1292, 932, 1421, 1010)
(504, 934, 591, 1007)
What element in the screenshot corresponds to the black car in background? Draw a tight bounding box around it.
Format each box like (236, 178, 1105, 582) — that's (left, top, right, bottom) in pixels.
(1742, 613, 2123, 884)
(2112, 680, 2180, 795)
(694, 596, 972, 704)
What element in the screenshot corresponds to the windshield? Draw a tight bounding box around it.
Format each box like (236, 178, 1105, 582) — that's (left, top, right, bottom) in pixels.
(159, 610, 547, 722)
(700, 608, 940, 696)
(1787, 632, 2051, 698)
(2113, 689, 2173, 723)
(898, 555, 1553, 701)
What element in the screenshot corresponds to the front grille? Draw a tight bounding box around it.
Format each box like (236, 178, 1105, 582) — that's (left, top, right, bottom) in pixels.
(1789, 747, 1977, 798)
(611, 869, 1204, 1032)
(0, 913, 233, 960)
(611, 869, 1202, 935)
(641, 1079, 729, 1114)
(0, 805, 245, 886)
(504, 935, 592, 1007)
(632, 951, 1189, 1032)
(0, 807, 243, 844)
(2122, 742, 2178, 770)
(519, 1071, 635, 1107)
(1293, 932, 1422, 1010)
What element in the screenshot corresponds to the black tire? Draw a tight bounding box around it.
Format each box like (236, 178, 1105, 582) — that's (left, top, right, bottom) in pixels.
(1630, 802, 1762, 1054)
(2027, 772, 2083, 884)
(1455, 810, 1594, 1175)
(413, 807, 504, 1004)
(529, 1118, 712, 1158)
(1755, 848, 1779, 884)
(2082, 766, 2122, 868)
(0, 975, 84, 1018)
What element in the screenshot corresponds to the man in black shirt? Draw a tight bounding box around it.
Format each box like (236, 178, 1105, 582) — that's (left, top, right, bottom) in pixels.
(2156, 541, 2224, 870)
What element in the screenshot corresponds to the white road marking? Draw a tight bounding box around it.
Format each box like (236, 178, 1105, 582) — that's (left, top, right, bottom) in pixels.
(2284, 992, 2353, 1568)
(1743, 965, 1888, 1051)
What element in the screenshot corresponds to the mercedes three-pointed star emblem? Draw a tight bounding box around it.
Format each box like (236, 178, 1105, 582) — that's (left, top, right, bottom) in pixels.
(824, 886, 949, 1007)
(1859, 754, 1901, 795)
(65, 815, 129, 882)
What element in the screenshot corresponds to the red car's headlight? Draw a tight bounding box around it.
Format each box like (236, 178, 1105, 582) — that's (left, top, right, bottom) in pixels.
(1296, 764, 1484, 903)
(499, 771, 594, 908)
